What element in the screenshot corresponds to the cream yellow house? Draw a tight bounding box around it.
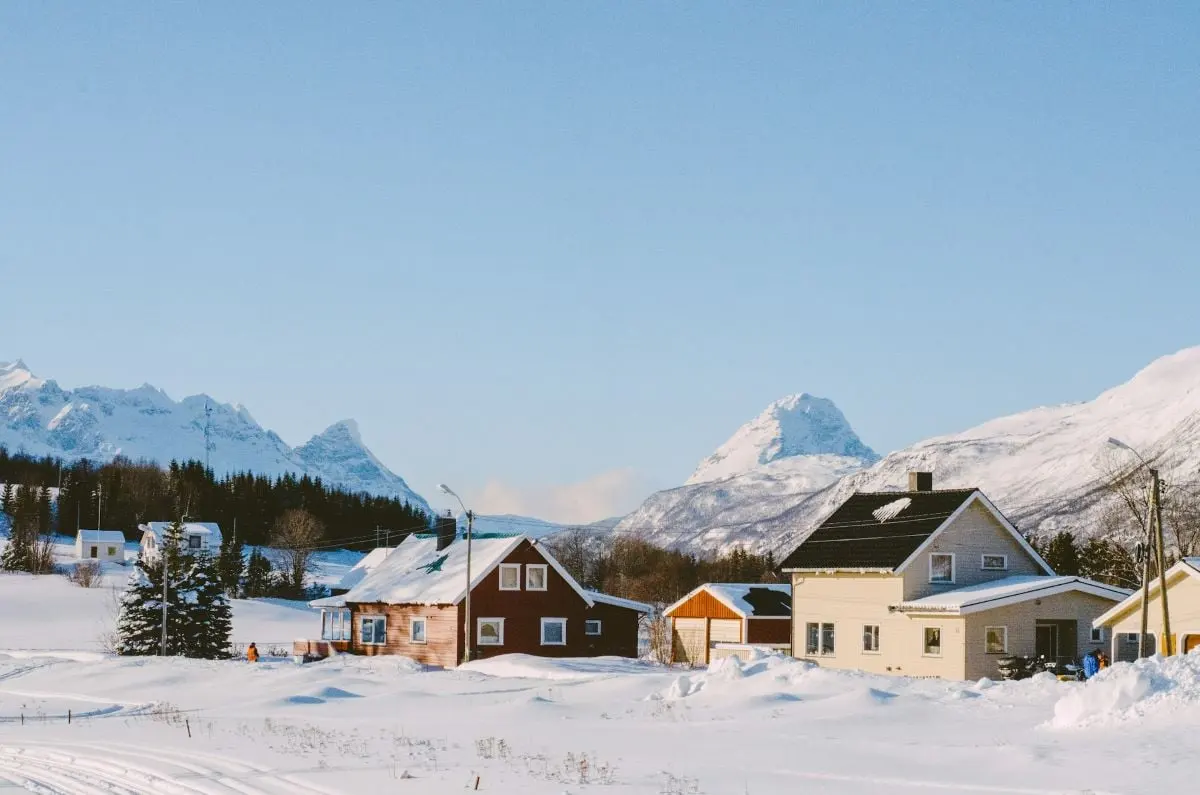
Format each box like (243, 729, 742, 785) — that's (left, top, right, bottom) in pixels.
(780, 473, 1130, 680)
(1093, 557, 1200, 660)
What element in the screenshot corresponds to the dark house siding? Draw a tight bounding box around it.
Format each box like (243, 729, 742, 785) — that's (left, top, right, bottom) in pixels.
(746, 618, 792, 644)
(582, 601, 643, 658)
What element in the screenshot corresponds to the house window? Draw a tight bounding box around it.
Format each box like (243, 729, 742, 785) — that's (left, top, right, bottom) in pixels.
(585, 619, 602, 636)
(1091, 627, 1104, 643)
(541, 617, 567, 646)
(929, 553, 955, 584)
(804, 622, 835, 655)
(863, 625, 880, 653)
(360, 616, 387, 646)
(188, 535, 202, 550)
(107, 546, 117, 557)
(985, 626, 1008, 655)
(89, 546, 98, 559)
(322, 608, 352, 641)
(499, 564, 522, 591)
(526, 564, 548, 591)
(924, 627, 942, 656)
(981, 554, 1008, 571)
(478, 618, 504, 645)
(410, 618, 427, 645)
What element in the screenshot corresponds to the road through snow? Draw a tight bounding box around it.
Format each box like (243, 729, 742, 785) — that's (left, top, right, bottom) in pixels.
(0, 743, 339, 794)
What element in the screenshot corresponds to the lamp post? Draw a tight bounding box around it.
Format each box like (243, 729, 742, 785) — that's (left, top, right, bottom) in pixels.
(1107, 438, 1172, 656)
(438, 484, 475, 664)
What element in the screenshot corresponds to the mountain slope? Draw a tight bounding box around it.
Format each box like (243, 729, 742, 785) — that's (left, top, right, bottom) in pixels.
(618, 347, 1200, 556)
(616, 394, 879, 550)
(0, 360, 429, 513)
(688, 393, 878, 485)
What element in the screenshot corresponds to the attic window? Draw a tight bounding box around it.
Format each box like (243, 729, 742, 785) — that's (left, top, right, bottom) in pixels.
(872, 497, 913, 523)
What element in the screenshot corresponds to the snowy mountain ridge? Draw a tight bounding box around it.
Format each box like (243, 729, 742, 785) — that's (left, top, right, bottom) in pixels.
(0, 360, 429, 514)
(617, 346, 1200, 556)
(687, 393, 879, 485)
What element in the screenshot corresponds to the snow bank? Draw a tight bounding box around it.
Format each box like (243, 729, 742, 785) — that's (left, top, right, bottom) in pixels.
(1051, 653, 1200, 728)
(460, 653, 662, 681)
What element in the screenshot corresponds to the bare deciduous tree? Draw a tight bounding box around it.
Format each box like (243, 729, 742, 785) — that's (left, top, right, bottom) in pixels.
(270, 509, 324, 597)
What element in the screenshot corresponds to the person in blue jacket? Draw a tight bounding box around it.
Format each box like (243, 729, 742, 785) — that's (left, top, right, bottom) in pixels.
(1082, 648, 1101, 679)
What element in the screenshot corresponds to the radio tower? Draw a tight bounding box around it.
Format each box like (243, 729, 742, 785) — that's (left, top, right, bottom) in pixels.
(203, 402, 215, 473)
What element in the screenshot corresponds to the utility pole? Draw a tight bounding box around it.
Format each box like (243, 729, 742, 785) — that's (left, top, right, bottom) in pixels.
(94, 484, 103, 529)
(1151, 468, 1172, 655)
(462, 509, 474, 664)
(203, 402, 214, 474)
(160, 537, 169, 656)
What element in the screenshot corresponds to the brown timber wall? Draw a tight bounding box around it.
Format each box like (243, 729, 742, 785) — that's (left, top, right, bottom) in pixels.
(583, 602, 643, 657)
(666, 589, 741, 620)
(747, 618, 792, 644)
(348, 603, 461, 668)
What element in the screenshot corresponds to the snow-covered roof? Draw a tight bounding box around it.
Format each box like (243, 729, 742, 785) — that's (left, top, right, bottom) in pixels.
(665, 583, 792, 619)
(585, 591, 653, 613)
(893, 575, 1130, 615)
(77, 529, 126, 544)
(333, 546, 397, 591)
(311, 534, 595, 608)
(1094, 559, 1200, 627)
(139, 522, 223, 546)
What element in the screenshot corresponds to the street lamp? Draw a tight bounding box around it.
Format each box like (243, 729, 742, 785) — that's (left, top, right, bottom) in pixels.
(1106, 437, 1171, 656)
(438, 484, 475, 665)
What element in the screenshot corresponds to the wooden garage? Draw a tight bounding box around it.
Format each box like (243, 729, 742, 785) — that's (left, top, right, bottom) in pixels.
(664, 583, 791, 665)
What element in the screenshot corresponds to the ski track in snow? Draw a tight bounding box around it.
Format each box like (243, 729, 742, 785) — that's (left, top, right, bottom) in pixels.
(0, 743, 338, 795)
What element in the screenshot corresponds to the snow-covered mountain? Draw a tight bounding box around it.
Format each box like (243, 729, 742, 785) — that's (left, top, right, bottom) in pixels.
(618, 347, 1200, 556)
(687, 393, 879, 485)
(615, 394, 879, 550)
(0, 360, 429, 513)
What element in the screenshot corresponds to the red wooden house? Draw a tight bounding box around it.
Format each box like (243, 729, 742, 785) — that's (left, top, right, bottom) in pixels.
(299, 531, 649, 667)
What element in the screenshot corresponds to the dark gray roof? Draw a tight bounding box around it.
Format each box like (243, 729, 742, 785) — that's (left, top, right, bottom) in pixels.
(780, 489, 979, 571)
(740, 586, 791, 617)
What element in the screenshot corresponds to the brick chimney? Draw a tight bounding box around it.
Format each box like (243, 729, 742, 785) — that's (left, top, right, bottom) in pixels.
(435, 511, 457, 551)
(908, 471, 933, 492)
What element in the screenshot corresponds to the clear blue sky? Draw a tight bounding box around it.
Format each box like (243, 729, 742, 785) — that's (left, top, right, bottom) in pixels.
(2, 3, 1197, 522)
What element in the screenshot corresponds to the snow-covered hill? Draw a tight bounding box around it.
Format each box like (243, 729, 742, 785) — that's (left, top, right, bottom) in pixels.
(0, 360, 429, 513)
(618, 347, 1200, 556)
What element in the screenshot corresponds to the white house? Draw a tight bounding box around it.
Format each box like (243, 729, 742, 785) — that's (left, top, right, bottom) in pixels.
(139, 522, 223, 559)
(75, 530, 127, 563)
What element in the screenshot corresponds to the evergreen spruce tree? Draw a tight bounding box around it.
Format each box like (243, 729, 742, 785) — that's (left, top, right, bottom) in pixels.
(185, 553, 233, 658)
(115, 557, 167, 655)
(0, 482, 13, 516)
(217, 527, 245, 598)
(243, 549, 274, 597)
(0, 525, 30, 571)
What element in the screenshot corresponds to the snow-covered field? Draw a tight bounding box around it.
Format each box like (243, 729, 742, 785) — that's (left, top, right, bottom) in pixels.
(1, 646, 1199, 793)
(2, 539, 1198, 793)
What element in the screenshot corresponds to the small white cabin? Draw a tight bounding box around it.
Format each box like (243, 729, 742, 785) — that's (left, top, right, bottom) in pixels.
(139, 521, 223, 559)
(75, 530, 126, 563)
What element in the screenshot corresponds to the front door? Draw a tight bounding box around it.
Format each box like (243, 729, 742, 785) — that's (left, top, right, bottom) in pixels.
(1035, 624, 1058, 659)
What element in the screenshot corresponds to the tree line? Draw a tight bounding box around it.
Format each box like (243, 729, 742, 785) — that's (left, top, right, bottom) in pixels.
(0, 445, 429, 550)
(546, 531, 782, 606)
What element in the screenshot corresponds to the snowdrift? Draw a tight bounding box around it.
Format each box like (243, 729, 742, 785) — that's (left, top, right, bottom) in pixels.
(1052, 653, 1200, 728)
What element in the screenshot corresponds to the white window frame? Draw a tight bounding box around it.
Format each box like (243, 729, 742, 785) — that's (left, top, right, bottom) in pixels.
(923, 626, 943, 657)
(585, 619, 602, 636)
(498, 564, 522, 591)
(929, 553, 956, 584)
(862, 624, 881, 654)
(410, 617, 427, 645)
(360, 615, 387, 646)
(321, 608, 352, 642)
(1090, 626, 1104, 643)
(106, 546, 118, 557)
(540, 617, 567, 646)
(526, 564, 549, 592)
(981, 554, 1008, 571)
(477, 617, 505, 646)
(985, 625, 1008, 655)
(804, 621, 836, 656)
(187, 534, 203, 550)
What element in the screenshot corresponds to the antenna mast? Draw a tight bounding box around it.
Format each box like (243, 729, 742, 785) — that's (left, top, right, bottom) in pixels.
(203, 402, 215, 473)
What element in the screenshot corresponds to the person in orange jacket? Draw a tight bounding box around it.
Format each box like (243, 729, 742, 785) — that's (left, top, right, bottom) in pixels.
(247, 642, 260, 662)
